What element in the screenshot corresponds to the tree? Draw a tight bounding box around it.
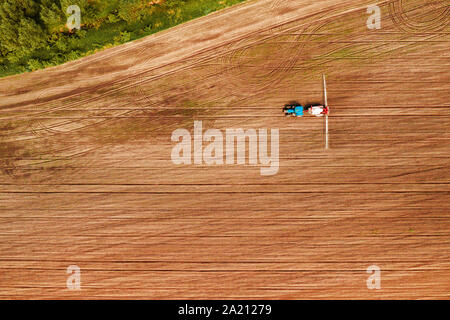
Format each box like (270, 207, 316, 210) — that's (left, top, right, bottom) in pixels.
(40, 0, 65, 32)
(18, 17, 46, 52)
(118, 0, 141, 23)
(0, 0, 46, 61)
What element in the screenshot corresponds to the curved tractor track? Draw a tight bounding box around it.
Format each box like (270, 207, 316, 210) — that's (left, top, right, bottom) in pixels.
(0, 0, 449, 299)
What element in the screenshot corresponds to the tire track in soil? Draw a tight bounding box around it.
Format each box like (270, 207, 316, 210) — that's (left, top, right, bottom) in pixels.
(389, 0, 450, 33)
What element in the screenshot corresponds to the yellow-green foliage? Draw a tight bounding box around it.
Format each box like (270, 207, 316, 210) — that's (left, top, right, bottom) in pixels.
(0, 0, 246, 78)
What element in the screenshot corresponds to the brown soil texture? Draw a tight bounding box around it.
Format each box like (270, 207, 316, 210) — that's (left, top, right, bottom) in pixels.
(0, 0, 449, 299)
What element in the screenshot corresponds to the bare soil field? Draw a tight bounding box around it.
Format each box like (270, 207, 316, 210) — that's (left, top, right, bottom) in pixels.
(0, 0, 449, 299)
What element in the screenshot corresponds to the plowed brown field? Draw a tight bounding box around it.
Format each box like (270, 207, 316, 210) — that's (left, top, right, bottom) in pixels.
(0, 0, 449, 299)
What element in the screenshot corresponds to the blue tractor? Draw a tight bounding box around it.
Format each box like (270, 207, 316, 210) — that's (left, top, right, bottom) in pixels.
(283, 102, 304, 117)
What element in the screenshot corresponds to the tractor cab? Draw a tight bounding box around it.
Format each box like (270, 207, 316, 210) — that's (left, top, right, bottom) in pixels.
(283, 104, 304, 117)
